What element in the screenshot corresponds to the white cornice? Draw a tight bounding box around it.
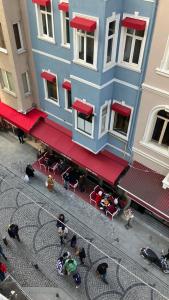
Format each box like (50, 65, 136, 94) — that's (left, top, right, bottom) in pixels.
(142, 83, 169, 98)
(133, 146, 169, 169)
(32, 48, 71, 64)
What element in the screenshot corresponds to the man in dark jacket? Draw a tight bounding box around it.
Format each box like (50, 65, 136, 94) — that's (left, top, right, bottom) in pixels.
(96, 262, 108, 284)
(26, 164, 35, 178)
(8, 224, 20, 242)
(17, 128, 25, 144)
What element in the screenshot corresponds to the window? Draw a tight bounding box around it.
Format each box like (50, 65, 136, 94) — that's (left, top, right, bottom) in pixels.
(61, 11, 70, 46)
(45, 76, 58, 103)
(22, 72, 30, 95)
(99, 102, 110, 137)
(36, 4, 54, 41)
(110, 102, 132, 139)
(104, 15, 119, 70)
(65, 89, 72, 110)
(151, 110, 169, 147)
(158, 36, 169, 74)
(0, 23, 6, 52)
(77, 112, 93, 136)
(13, 23, 24, 51)
(0, 69, 15, 94)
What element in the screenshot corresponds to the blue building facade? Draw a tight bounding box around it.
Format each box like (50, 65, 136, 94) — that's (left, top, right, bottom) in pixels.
(27, 0, 157, 161)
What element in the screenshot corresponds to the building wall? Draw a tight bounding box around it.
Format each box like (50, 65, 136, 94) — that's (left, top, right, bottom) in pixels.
(133, 0, 169, 175)
(27, 0, 157, 156)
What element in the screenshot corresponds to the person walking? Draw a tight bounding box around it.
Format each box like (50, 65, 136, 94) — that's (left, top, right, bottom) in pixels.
(78, 174, 86, 192)
(58, 225, 68, 245)
(8, 224, 20, 242)
(25, 164, 35, 178)
(0, 244, 7, 261)
(64, 258, 77, 275)
(63, 172, 70, 190)
(0, 261, 7, 282)
(96, 262, 108, 284)
(70, 235, 77, 250)
(78, 247, 86, 265)
(46, 175, 54, 192)
(56, 256, 64, 276)
(124, 208, 134, 229)
(56, 214, 65, 228)
(73, 272, 81, 288)
(17, 128, 25, 144)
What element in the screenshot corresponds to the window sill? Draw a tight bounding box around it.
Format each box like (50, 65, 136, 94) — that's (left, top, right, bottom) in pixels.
(17, 49, 26, 55)
(45, 98, 60, 106)
(65, 108, 72, 113)
(75, 127, 94, 139)
(0, 48, 7, 54)
(2, 88, 16, 97)
(73, 59, 97, 71)
(24, 92, 31, 97)
(61, 43, 70, 49)
(109, 130, 128, 142)
(117, 62, 141, 73)
(103, 62, 117, 73)
(156, 68, 169, 78)
(140, 141, 169, 158)
(37, 36, 55, 44)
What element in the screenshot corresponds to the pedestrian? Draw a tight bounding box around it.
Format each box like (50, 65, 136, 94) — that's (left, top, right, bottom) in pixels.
(0, 261, 7, 282)
(78, 247, 86, 265)
(70, 235, 77, 250)
(124, 208, 134, 229)
(63, 251, 71, 263)
(8, 224, 20, 242)
(96, 262, 108, 284)
(25, 164, 35, 178)
(0, 244, 7, 261)
(63, 172, 70, 190)
(56, 214, 65, 228)
(46, 175, 54, 192)
(56, 256, 64, 276)
(64, 258, 77, 275)
(78, 174, 86, 192)
(17, 128, 25, 144)
(73, 272, 81, 288)
(58, 225, 68, 245)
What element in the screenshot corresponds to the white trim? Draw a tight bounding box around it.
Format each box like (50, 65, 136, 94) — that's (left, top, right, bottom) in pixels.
(70, 74, 139, 90)
(139, 141, 169, 159)
(72, 139, 97, 154)
(22, 71, 31, 95)
(118, 13, 149, 72)
(98, 100, 111, 138)
(13, 22, 24, 52)
(156, 68, 169, 78)
(63, 79, 72, 111)
(32, 48, 71, 64)
(60, 7, 70, 48)
(44, 110, 72, 127)
(107, 142, 131, 157)
(133, 146, 169, 168)
(142, 83, 169, 98)
(0, 48, 7, 54)
(110, 100, 133, 141)
(42, 69, 59, 105)
(159, 35, 169, 72)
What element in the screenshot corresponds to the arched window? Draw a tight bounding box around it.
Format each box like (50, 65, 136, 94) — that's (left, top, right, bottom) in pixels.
(151, 110, 169, 147)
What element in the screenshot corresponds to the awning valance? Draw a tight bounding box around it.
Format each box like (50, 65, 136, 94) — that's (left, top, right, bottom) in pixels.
(32, 0, 50, 6)
(70, 17, 96, 32)
(112, 103, 131, 117)
(72, 100, 93, 115)
(62, 81, 71, 91)
(0, 102, 47, 133)
(41, 72, 56, 83)
(58, 2, 69, 12)
(121, 17, 146, 31)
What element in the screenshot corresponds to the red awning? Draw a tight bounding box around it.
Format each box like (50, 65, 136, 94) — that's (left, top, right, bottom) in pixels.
(0, 102, 47, 133)
(112, 103, 131, 117)
(121, 17, 146, 31)
(32, 0, 50, 6)
(31, 119, 128, 185)
(70, 17, 96, 32)
(62, 81, 71, 91)
(72, 100, 93, 115)
(58, 2, 69, 12)
(41, 72, 56, 83)
(119, 161, 169, 222)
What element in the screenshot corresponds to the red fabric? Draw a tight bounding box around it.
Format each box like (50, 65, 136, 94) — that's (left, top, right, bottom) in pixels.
(70, 17, 96, 32)
(121, 17, 146, 31)
(112, 103, 131, 117)
(31, 119, 128, 185)
(107, 204, 116, 214)
(0, 263, 7, 273)
(32, 0, 50, 6)
(62, 81, 71, 91)
(95, 194, 102, 205)
(0, 102, 47, 133)
(58, 2, 69, 12)
(72, 100, 93, 115)
(119, 161, 169, 222)
(41, 72, 56, 83)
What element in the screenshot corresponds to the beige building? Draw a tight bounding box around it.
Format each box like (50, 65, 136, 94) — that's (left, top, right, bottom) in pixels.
(0, 0, 39, 113)
(133, 0, 169, 179)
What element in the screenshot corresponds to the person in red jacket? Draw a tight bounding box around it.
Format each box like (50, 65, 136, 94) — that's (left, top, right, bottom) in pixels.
(95, 191, 103, 206)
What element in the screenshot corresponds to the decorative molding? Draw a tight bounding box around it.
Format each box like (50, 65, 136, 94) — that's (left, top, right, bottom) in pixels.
(142, 83, 169, 98)
(32, 48, 71, 64)
(133, 146, 169, 169)
(44, 110, 72, 127)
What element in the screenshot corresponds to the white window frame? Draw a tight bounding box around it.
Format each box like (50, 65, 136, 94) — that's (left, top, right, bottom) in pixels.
(74, 98, 95, 139)
(64, 79, 72, 112)
(98, 100, 111, 138)
(0, 69, 16, 96)
(110, 100, 133, 141)
(157, 36, 169, 76)
(0, 23, 7, 53)
(141, 105, 169, 157)
(35, 1, 55, 43)
(43, 70, 59, 106)
(22, 72, 31, 95)
(103, 13, 120, 71)
(72, 13, 99, 70)
(13, 22, 24, 53)
(60, 0, 70, 48)
(118, 13, 149, 72)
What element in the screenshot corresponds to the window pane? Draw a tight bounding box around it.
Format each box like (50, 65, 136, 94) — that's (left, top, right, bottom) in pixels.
(13, 23, 22, 50)
(85, 120, 92, 134)
(79, 36, 84, 60)
(157, 110, 169, 118)
(127, 28, 134, 34)
(113, 113, 129, 136)
(42, 14, 47, 35)
(152, 118, 164, 142)
(86, 37, 94, 64)
(47, 81, 57, 101)
(108, 21, 115, 36)
(67, 90, 72, 109)
(40, 5, 46, 11)
(77, 117, 85, 131)
(66, 19, 70, 43)
(22, 73, 29, 94)
(123, 36, 132, 62)
(6, 72, 15, 92)
(107, 38, 113, 63)
(0, 23, 6, 49)
(1, 70, 8, 88)
(135, 29, 145, 37)
(132, 39, 142, 64)
(46, 4, 51, 12)
(47, 15, 53, 37)
(162, 122, 169, 146)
